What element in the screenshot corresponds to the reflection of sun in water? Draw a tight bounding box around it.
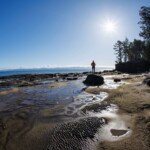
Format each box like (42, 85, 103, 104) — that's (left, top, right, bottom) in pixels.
(103, 19, 118, 33)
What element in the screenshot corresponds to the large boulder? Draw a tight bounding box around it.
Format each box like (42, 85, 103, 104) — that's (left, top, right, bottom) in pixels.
(83, 74, 104, 86)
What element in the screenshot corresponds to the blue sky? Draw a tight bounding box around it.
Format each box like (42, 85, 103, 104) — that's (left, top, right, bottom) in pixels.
(0, 0, 149, 69)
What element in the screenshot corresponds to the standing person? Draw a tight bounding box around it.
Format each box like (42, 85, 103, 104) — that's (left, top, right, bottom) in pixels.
(91, 60, 96, 73)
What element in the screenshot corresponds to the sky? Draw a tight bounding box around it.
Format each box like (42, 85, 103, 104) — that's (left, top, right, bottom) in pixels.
(0, 0, 149, 69)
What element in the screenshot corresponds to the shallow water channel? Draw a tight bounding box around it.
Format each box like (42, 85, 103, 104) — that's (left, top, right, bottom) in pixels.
(0, 76, 131, 150)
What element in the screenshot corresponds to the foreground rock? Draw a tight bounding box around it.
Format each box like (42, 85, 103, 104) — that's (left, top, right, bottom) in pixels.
(83, 74, 104, 86)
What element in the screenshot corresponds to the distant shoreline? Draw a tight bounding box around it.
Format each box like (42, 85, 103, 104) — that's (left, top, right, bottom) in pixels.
(0, 67, 114, 77)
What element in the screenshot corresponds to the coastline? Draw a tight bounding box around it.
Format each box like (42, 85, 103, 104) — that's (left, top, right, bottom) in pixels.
(0, 71, 150, 150)
(0, 70, 117, 90)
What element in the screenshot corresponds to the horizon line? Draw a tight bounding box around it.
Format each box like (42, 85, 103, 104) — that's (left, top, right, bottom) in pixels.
(0, 65, 115, 71)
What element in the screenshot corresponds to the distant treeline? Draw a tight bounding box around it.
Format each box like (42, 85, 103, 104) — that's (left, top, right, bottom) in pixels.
(114, 6, 150, 73)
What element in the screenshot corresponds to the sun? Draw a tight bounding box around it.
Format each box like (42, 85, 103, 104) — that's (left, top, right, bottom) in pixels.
(103, 19, 117, 33)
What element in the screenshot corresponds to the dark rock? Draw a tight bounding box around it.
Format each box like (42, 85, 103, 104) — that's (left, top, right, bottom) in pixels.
(83, 74, 104, 86)
(114, 78, 121, 82)
(0, 73, 55, 88)
(140, 104, 150, 110)
(72, 73, 78, 77)
(143, 77, 150, 86)
(55, 79, 59, 82)
(144, 116, 150, 123)
(81, 87, 87, 91)
(18, 81, 34, 87)
(60, 74, 69, 79)
(82, 72, 90, 75)
(81, 103, 110, 113)
(102, 70, 110, 73)
(66, 77, 78, 80)
(0, 74, 54, 81)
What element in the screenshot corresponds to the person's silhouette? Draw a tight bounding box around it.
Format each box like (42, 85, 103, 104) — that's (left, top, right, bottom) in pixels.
(91, 60, 96, 73)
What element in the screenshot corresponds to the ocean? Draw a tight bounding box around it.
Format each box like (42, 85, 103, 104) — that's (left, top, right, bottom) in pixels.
(0, 67, 114, 76)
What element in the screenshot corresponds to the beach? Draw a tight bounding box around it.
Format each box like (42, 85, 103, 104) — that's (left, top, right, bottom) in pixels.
(1, 0, 150, 149)
(0, 71, 150, 150)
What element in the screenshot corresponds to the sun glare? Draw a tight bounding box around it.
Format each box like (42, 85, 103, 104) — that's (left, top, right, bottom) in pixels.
(103, 19, 117, 33)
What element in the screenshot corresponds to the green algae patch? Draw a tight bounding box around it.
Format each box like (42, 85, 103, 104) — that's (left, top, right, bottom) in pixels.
(48, 82, 67, 89)
(0, 88, 19, 96)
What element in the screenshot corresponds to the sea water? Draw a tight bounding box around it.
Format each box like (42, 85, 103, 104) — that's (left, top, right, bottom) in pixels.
(0, 67, 114, 76)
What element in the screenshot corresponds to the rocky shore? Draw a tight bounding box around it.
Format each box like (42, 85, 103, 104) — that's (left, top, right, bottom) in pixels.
(0, 73, 81, 89)
(0, 70, 120, 89)
(0, 71, 150, 150)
